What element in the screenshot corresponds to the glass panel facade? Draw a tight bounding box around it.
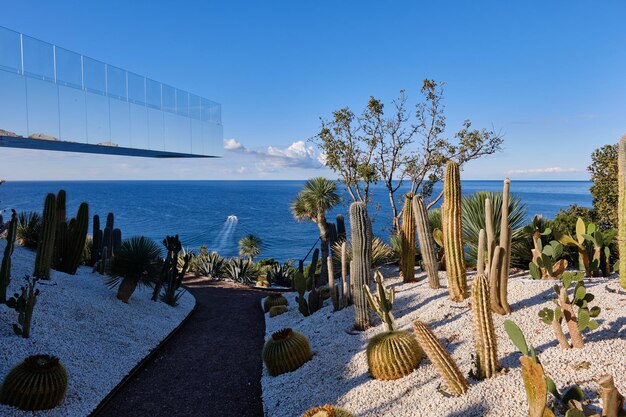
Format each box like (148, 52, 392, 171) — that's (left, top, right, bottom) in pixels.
(0, 25, 222, 157)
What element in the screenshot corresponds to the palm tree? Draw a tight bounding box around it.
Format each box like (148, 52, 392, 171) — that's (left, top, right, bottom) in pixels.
(291, 177, 341, 284)
(239, 234, 262, 262)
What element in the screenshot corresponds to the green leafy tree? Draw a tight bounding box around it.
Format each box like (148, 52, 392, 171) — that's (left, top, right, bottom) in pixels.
(238, 234, 262, 262)
(588, 143, 618, 229)
(291, 177, 341, 284)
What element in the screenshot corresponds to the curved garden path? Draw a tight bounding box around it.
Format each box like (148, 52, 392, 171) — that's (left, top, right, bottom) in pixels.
(94, 277, 267, 417)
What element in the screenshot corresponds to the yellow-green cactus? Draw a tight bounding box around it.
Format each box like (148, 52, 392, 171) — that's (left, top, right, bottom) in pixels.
(400, 193, 416, 282)
(412, 320, 469, 396)
(269, 305, 288, 317)
(619, 135, 626, 290)
(471, 274, 500, 379)
(262, 328, 312, 376)
(301, 404, 355, 417)
(263, 294, 288, 313)
(413, 195, 439, 288)
(366, 331, 422, 380)
(349, 202, 372, 330)
(442, 161, 467, 302)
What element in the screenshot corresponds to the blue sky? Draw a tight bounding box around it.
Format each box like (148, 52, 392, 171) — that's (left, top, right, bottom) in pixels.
(1, 0, 625, 180)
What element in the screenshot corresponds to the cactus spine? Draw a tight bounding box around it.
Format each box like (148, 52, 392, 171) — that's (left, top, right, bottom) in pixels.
(442, 161, 467, 302)
(411, 320, 469, 395)
(262, 328, 312, 376)
(471, 274, 500, 379)
(400, 193, 416, 283)
(617, 135, 626, 289)
(349, 202, 372, 330)
(34, 193, 57, 279)
(0, 355, 68, 411)
(1, 210, 17, 303)
(413, 195, 439, 288)
(364, 271, 421, 380)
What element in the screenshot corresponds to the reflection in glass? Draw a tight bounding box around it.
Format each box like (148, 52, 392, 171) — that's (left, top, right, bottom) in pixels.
(22, 36, 54, 81)
(55, 47, 82, 89)
(58, 85, 87, 143)
(0, 27, 21, 73)
(128, 72, 145, 105)
(83, 57, 106, 94)
(107, 65, 126, 100)
(0, 71, 27, 136)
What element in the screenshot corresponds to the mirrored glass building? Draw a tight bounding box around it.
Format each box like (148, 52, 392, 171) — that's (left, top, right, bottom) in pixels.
(0, 26, 222, 158)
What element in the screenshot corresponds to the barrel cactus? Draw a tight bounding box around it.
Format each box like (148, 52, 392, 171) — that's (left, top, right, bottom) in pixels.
(269, 305, 288, 317)
(411, 320, 469, 395)
(264, 294, 288, 313)
(364, 270, 422, 380)
(0, 355, 68, 411)
(400, 193, 416, 282)
(442, 161, 467, 302)
(349, 202, 372, 330)
(301, 404, 355, 417)
(262, 328, 312, 376)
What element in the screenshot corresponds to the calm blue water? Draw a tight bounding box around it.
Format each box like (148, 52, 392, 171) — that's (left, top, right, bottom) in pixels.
(0, 180, 592, 262)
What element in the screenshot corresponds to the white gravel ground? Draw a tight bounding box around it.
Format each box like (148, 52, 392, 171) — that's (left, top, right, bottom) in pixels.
(0, 242, 195, 417)
(262, 267, 626, 417)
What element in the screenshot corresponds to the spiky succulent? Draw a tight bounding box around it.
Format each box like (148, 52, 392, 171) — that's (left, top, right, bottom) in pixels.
(0, 355, 68, 411)
(264, 294, 288, 313)
(269, 305, 288, 317)
(262, 328, 312, 376)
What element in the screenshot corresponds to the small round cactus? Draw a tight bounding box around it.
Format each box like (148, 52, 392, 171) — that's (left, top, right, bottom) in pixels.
(262, 328, 312, 376)
(269, 305, 288, 317)
(301, 404, 355, 417)
(0, 355, 68, 411)
(366, 330, 422, 380)
(263, 294, 288, 313)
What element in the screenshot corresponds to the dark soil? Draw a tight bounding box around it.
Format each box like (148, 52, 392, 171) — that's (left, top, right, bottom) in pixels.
(94, 277, 268, 417)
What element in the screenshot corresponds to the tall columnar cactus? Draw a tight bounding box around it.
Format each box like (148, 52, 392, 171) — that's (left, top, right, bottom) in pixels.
(262, 328, 312, 376)
(364, 270, 422, 380)
(327, 256, 339, 310)
(349, 202, 372, 330)
(336, 214, 346, 241)
(294, 269, 310, 317)
(411, 320, 469, 395)
(341, 241, 350, 308)
(1, 210, 17, 303)
(413, 195, 439, 288)
(471, 274, 500, 379)
(91, 214, 102, 266)
(620, 136, 626, 289)
(498, 179, 512, 313)
(400, 193, 416, 282)
(56, 202, 89, 275)
(0, 355, 68, 411)
(442, 161, 467, 302)
(34, 193, 57, 279)
(307, 248, 319, 290)
(598, 374, 625, 417)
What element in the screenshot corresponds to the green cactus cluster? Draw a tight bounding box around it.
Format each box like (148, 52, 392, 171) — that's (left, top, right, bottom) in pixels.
(54, 194, 89, 275)
(411, 320, 468, 396)
(262, 328, 312, 376)
(0, 355, 68, 411)
(400, 193, 416, 283)
(349, 202, 372, 330)
(264, 294, 288, 313)
(413, 195, 439, 289)
(364, 270, 422, 380)
(294, 255, 323, 317)
(6, 275, 40, 338)
(93, 212, 122, 275)
(538, 271, 600, 349)
(529, 239, 568, 280)
(470, 274, 500, 379)
(442, 161, 467, 302)
(269, 305, 288, 317)
(33, 193, 57, 279)
(557, 217, 613, 278)
(152, 234, 192, 306)
(1, 209, 17, 303)
(301, 404, 355, 417)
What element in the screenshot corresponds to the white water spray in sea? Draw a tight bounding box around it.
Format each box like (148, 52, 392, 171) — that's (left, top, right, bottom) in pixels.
(212, 215, 238, 251)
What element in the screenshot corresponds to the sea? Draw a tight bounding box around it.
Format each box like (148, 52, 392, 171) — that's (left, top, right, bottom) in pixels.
(0, 180, 592, 262)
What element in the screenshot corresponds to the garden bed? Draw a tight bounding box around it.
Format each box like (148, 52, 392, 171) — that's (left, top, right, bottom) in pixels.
(0, 242, 195, 417)
(262, 267, 626, 417)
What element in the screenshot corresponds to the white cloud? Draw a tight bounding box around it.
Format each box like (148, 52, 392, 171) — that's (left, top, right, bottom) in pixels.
(506, 167, 579, 175)
(223, 138, 244, 150)
(224, 138, 323, 173)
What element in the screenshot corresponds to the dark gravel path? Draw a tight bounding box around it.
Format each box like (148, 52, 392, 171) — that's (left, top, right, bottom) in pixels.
(94, 277, 267, 417)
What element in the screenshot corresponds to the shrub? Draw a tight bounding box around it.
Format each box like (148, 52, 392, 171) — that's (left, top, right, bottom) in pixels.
(331, 237, 396, 268)
(108, 236, 162, 303)
(16, 211, 41, 249)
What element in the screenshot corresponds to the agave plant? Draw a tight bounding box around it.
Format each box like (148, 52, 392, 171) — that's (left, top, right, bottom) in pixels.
(16, 211, 41, 249)
(267, 262, 294, 287)
(331, 237, 397, 267)
(194, 251, 224, 278)
(224, 258, 257, 284)
(108, 236, 162, 303)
